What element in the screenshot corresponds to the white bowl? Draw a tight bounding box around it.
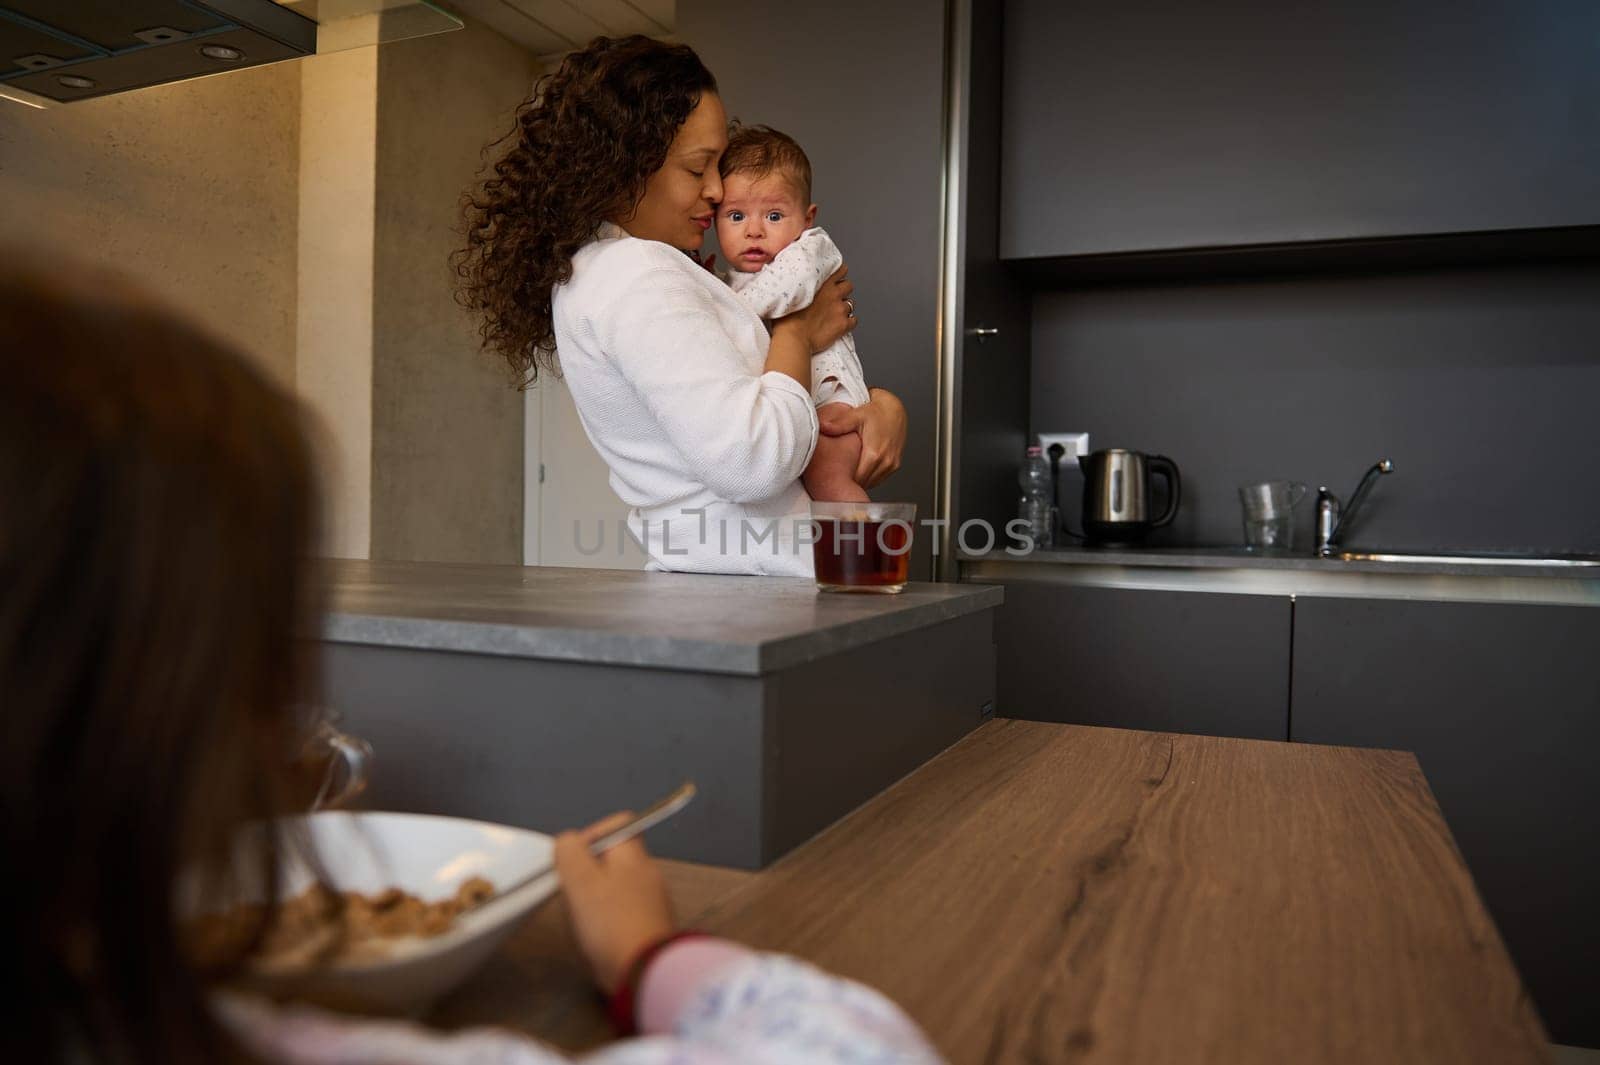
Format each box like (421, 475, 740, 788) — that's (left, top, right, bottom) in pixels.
(218, 811, 559, 1016)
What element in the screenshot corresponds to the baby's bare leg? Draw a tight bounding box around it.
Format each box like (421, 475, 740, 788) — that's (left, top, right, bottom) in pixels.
(803, 406, 870, 503)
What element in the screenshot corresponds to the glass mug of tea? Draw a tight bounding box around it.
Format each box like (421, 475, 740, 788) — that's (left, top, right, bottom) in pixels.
(293, 707, 374, 811)
(809, 501, 917, 593)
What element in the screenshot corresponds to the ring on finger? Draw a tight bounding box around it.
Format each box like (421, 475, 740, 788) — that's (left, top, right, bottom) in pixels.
(844, 296, 856, 318)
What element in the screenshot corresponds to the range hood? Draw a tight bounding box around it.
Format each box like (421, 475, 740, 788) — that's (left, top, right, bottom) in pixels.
(0, 1, 461, 107)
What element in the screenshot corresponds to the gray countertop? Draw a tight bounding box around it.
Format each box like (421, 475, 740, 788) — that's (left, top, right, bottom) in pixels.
(962, 545, 1600, 579)
(319, 559, 1003, 676)
(959, 546, 1600, 607)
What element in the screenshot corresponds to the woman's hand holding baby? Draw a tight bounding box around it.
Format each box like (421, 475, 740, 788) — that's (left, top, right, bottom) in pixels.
(555, 811, 677, 994)
(818, 388, 907, 488)
(766, 264, 854, 390)
(774, 264, 854, 349)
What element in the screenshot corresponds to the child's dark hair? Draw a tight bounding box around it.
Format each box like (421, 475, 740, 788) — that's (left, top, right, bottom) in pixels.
(720, 122, 813, 203)
(1, 259, 321, 1065)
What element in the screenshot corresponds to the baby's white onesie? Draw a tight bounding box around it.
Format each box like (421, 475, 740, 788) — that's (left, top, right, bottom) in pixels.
(725, 227, 869, 409)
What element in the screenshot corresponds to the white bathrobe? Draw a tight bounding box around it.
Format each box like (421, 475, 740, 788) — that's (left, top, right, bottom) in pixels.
(553, 222, 819, 576)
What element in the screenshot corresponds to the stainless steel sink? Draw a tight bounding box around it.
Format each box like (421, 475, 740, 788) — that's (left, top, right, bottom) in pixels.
(1336, 551, 1600, 569)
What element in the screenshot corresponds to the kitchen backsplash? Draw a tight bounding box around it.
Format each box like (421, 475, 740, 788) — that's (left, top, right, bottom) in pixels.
(1031, 260, 1600, 554)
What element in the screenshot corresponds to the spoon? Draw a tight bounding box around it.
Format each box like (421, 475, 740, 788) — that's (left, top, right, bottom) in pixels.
(488, 781, 697, 904)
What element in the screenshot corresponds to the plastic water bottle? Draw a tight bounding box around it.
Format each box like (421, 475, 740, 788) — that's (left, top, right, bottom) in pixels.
(1018, 445, 1055, 550)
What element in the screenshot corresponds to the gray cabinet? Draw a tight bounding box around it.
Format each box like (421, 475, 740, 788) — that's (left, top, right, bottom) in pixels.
(326, 608, 997, 870)
(990, 580, 1291, 739)
(1291, 596, 1600, 1047)
(1001, 0, 1600, 263)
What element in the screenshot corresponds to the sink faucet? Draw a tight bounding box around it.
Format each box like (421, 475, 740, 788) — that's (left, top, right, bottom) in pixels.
(1316, 460, 1395, 557)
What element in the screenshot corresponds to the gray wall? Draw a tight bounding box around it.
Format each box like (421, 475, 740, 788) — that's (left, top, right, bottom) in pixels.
(369, 21, 539, 564)
(0, 61, 300, 384)
(1030, 262, 1600, 554)
(678, 0, 947, 578)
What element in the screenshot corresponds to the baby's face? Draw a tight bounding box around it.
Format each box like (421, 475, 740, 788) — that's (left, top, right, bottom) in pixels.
(715, 171, 816, 272)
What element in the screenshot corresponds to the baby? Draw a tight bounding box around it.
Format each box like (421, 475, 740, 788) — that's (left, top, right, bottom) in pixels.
(714, 125, 870, 503)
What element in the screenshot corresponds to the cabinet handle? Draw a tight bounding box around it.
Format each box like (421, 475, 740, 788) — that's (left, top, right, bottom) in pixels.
(966, 326, 999, 337)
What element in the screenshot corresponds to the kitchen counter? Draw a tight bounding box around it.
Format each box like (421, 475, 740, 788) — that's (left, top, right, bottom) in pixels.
(321, 560, 1001, 867)
(433, 719, 1548, 1064)
(961, 545, 1600, 606)
(969, 543, 1600, 578)
(321, 558, 1002, 675)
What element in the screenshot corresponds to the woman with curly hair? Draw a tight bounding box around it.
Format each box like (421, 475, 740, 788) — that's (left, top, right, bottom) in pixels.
(455, 35, 907, 575)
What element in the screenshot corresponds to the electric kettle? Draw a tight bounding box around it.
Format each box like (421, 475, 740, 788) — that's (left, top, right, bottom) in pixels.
(1078, 449, 1181, 544)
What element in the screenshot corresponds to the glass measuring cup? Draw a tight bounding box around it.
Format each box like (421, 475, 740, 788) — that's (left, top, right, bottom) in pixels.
(1239, 481, 1307, 552)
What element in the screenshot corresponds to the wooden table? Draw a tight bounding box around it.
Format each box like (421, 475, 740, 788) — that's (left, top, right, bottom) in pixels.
(434, 720, 1550, 1063)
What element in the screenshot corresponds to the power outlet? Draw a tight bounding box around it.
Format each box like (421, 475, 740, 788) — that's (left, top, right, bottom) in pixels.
(1036, 432, 1089, 459)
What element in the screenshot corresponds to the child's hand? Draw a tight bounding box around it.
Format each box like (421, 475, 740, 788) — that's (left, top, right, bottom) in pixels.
(554, 811, 677, 994)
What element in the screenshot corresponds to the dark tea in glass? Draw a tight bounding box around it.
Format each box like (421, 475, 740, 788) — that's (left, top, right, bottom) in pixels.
(809, 502, 917, 593)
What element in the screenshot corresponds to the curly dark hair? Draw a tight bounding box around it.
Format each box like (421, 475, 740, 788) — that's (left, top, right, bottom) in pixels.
(453, 36, 718, 387)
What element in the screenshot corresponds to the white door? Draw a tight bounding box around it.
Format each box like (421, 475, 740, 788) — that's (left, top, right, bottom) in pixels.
(523, 378, 646, 569)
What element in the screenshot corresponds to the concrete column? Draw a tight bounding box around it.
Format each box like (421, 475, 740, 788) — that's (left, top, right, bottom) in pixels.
(368, 22, 538, 564)
(296, 48, 379, 560)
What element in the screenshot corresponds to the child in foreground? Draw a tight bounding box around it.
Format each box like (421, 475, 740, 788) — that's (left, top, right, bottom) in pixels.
(0, 259, 942, 1064)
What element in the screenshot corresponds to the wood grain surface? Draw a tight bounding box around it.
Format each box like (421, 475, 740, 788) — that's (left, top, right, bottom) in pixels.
(693, 720, 1549, 1064)
(428, 721, 1548, 1064)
